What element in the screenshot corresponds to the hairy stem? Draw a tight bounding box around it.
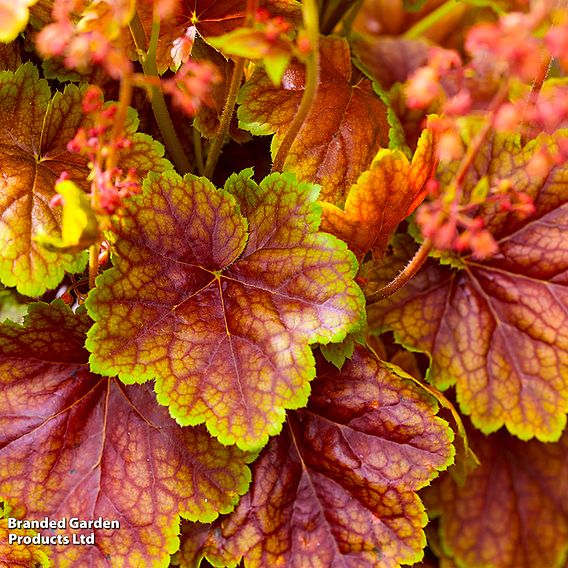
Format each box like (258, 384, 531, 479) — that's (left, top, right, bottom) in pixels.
(130, 12, 192, 174)
(272, 0, 320, 173)
(521, 54, 552, 137)
(366, 239, 433, 303)
(403, 0, 465, 40)
(203, 0, 258, 179)
(203, 57, 246, 179)
(193, 126, 205, 175)
(454, 78, 510, 188)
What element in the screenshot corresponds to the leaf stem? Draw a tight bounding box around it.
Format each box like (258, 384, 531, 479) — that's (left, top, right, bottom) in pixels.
(366, 239, 432, 303)
(402, 0, 464, 40)
(129, 11, 192, 174)
(520, 54, 552, 138)
(88, 243, 99, 289)
(454, 78, 510, 189)
(203, 0, 258, 179)
(106, 71, 133, 172)
(193, 126, 204, 175)
(203, 57, 246, 179)
(272, 0, 320, 173)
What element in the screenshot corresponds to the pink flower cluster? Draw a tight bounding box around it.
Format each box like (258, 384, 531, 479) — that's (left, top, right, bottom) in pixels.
(162, 59, 220, 116)
(36, 0, 132, 78)
(66, 86, 141, 215)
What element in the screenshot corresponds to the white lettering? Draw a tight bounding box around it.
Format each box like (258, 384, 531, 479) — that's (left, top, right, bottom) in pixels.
(69, 517, 80, 529)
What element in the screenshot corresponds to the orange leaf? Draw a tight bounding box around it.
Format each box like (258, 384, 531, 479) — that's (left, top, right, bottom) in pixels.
(238, 36, 390, 205)
(368, 131, 568, 442)
(177, 346, 455, 567)
(0, 519, 50, 567)
(321, 129, 436, 260)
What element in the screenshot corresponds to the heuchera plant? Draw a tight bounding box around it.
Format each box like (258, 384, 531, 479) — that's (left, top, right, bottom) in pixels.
(0, 0, 566, 566)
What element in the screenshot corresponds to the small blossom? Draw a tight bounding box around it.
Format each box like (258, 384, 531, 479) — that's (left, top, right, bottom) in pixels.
(36, 21, 75, 58)
(171, 26, 196, 69)
(526, 149, 555, 178)
(465, 14, 545, 82)
(494, 103, 522, 132)
(49, 194, 65, 208)
(162, 60, 220, 116)
(405, 67, 440, 109)
(443, 90, 472, 116)
(263, 16, 291, 42)
(546, 23, 568, 70)
(296, 31, 312, 55)
(437, 129, 464, 162)
(154, 0, 180, 19)
(431, 219, 458, 250)
(82, 86, 104, 114)
(469, 230, 499, 259)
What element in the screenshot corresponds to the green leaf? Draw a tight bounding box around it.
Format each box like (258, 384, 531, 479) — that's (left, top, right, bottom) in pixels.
(0, 63, 171, 296)
(318, 334, 356, 369)
(86, 169, 365, 451)
(207, 28, 293, 86)
(0, 301, 251, 566)
(35, 179, 99, 254)
(0, 520, 50, 568)
(177, 347, 455, 567)
(0, 285, 28, 323)
(403, 0, 428, 12)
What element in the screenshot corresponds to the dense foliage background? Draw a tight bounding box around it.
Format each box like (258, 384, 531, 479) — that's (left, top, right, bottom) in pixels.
(0, 0, 566, 566)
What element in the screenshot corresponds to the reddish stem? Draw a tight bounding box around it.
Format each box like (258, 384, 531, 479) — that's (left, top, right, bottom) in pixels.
(366, 239, 433, 303)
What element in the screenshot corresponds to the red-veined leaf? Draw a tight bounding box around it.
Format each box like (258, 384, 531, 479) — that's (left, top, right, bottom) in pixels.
(237, 36, 390, 205)
(176, 346, 455, 567)
(368, 131, 568, 441)
(0, 63, 170, 296)
(86, 169, 364, 450)
(0, 301, 251, 567)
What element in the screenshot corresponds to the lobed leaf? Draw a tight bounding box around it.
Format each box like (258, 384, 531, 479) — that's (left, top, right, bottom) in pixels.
(35, 179, 99, 254)
(133, 0, 301, 73)
(207, 28, 293, 86)
(237, 36, 390, 206)
(176, 346, 455, 567)
(321, 128, 437, 260)
(0, 301, 251, 567)
(368, 131, 568, 441)
(428, 426, 568, 568)
(86, 169, 365, 450)
(0, 63, 171, 296)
